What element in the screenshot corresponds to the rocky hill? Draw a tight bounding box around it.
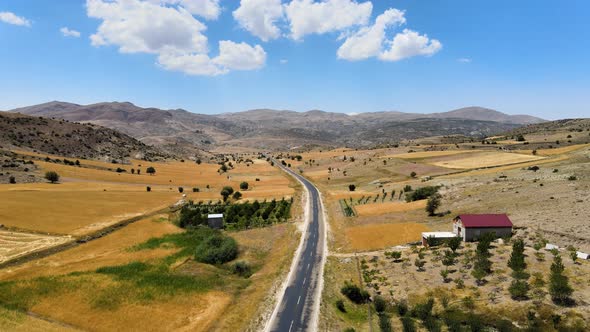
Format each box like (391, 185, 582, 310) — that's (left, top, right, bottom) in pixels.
(8, 101, 546, 151)
(0, 111, 168, 161)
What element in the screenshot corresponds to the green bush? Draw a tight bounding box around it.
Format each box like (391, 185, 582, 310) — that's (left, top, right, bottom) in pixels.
(336, 299, 346, 312)
(240, 181, 249, 190)
(374, 295, 387, 313)
(44, 171, 60, 183)
(231, 261, 252, 278)
(406, 186, 440, 202)
(340, 282, 369, 304)
(194, 233, 238, 265)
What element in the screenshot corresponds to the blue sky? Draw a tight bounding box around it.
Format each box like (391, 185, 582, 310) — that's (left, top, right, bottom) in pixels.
(1, 0, 589, 119)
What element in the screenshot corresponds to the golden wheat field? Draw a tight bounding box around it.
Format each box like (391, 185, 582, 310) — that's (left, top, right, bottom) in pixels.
(354, 199, 427, 216)
(429, 151, 545, 169)
(345, 223, 430, 251)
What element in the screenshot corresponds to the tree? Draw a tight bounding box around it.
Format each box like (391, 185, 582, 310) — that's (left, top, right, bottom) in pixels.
(45, 171, 60, 183)
(471, 265, 486, 286)
(9, 176, 16, 184)
(240, 181, 249, 190)
(440, 269, 450, 283)
(516, 134, 526, 142)
(232, 191, 242, 200)
(425, 193, 442, 216)
(131, 168, 135, 174)
(146, 166, 156, 175)
(146, 186, 151, 192)
(446, 237, 462, 253)
(549, 254, 573, 304)
(508, 238, 527, 274)
(340, 282, 369, 304)
(410, 171, 417, 178)
(509, 279, 529, 300)
(196, 159, 202, 165)
(348, 184, 356, 192)
(178, 187, 184, 193)
(220, 186, 234, 202)
(219, 164, 228, 173)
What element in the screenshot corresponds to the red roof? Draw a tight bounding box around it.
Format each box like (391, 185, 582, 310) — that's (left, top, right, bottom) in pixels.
(458, 214, 513, 228)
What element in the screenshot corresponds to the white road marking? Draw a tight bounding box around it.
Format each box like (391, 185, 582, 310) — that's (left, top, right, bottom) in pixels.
(289, 320, 294, 332)
(303, 277, 306, 285)
(297, 295, 302, 305)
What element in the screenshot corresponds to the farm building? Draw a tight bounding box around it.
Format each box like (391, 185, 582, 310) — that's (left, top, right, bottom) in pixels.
(421, 232, 456, 246)
(453, 214, 513, 242)
(207, 213, 224, 229)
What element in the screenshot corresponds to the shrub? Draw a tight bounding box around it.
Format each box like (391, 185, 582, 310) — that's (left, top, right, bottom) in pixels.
(336, 299, 346, 312)
(192, 187, 199, 192)
(240, 181, 249, 190)
(146, 186, 151, 192)
(44, 171, 60, 183)
(146, 166, 156, 175)
(374, 295, 387, 313)
(446, 237, 462, 253)
(9, 176, 16, 184)
(178, 187, 184, 193)
(231, 261, 252, 278)
(194, 232, 238, 265)
(232, 191, 242, 200)
(379, 314, 393, 332)
(403, 185, 413, 192)
(401, 316, 416, 332)
(397, 299, 409, 316)
(116, 167, 126, 173)
(410, 171, 417, 178)
(567, 175, 577, 181)
(509, 279, 529, 300)
(406, 186, 440, 202)
(340, 282, 369, 304)
(516, 134, 526, 142)
(348, 184, 356, 192)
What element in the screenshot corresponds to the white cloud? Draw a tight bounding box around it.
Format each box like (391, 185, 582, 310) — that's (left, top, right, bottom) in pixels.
(457, 57, 471, 63)
(213, 40, 266, 70)
(284, 0, 373, 40)
(337, 8, 405, 61)
(233, 0, 284, 41)
(0, 11, 31, 27)
(379, 29, 442, 61)
(280, 59, 288, 64)
(87, 0, 266, 76)
(60, 27, 81, 38)
(158, 0, 221, 20)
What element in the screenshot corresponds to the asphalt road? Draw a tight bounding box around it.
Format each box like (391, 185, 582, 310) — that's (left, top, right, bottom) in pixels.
(268, 161, 326, 332)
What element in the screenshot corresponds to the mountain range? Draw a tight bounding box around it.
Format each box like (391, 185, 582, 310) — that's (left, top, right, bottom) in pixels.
(5, 101, 545, 153)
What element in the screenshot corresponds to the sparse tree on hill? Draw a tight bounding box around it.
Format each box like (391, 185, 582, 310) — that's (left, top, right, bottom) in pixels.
(146, 166, 156, 175)
(221, 186, 234, 202)
(178, 187, 184, 193)
(348, 184, 356, 192)
(45, 171, 60, 183)
(549, 254, 573, 304)
(9, 176, 16, 184)
(232, 191, 242, 200)
(410, 171, 417, 178)
(240, 181, 249, 190)
(146, 186, 151, 192)
(426, 193, 442, 216)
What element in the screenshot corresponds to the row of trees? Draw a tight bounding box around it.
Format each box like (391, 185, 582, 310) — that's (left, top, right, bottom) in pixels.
(178, 198, 292, 230)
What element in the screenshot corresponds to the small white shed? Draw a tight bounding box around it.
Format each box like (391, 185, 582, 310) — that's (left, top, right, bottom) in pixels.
(421, 232, 456, 246)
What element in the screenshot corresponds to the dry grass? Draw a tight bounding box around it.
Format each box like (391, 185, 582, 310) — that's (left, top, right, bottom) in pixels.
(354, 199, 426, 217)
(0, 230, 71, 265)
(0, 306, 76, 331)
(345, 223, 430, 251)
(386, 150, 479, 159)
(430, 151, 545, 169)
(0, 183, 179, 235)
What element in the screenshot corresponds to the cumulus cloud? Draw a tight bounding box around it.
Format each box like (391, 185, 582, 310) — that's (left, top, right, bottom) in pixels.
(284, 0, 372, 40)
(379, 29, 442, 61)
(0, 11, 31, 27)
(233, 0, 284, 41)
(87, 0, 265, 76)
(60, 27, 81, 37)
(337, 8, 405, 61)
(158, 0, 221, 20)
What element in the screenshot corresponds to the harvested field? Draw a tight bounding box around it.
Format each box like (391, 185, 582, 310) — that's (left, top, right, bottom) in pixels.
(354, 199, 426, 216)
(429, 151, 545, 169)
(0, 216, 180, 281)
(345, 223, 429, 251)
(386, 150, 479, 159)
(0, 184, 178, 235)
(0, 230, 71, 265)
